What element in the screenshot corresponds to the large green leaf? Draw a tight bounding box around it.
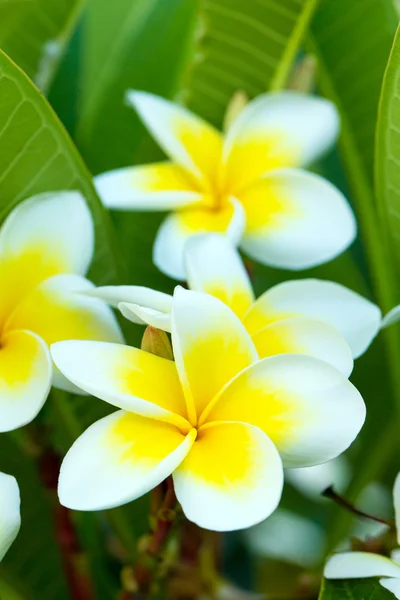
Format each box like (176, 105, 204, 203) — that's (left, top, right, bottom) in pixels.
(310, 0, 398, 185)
(0, 48, 123, 285)
(0, 435, 69, 600)
(76, 0, 197, 174)
(181, 0, 319, 125)
(376, 23, 400, 277)
(0, 0, 86, 93)
(319, 578, 394, 599)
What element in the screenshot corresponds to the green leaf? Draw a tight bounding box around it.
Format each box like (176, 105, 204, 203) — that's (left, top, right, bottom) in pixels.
(0, 434, 69, 600)
(0, 0, 86, 93)
(181, 0, 319, 125)
(319, 578, 394, 599)
(76, 0, 197, 174)
(309, 0, 398, 184)
(0, 48, 123, 285)
(375, 23, 400, 276)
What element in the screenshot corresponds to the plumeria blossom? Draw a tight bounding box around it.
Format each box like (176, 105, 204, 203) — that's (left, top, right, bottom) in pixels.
(0, 191, 123, 432)
(325, 473, 400, 598)
(0, 472, 21, 561)
(94, 90, 356, 280)
(51, 287, 365, 532)
(91, 234, 381, 375)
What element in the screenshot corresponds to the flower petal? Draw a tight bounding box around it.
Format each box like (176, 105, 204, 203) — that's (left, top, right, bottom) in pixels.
(184, 234, 254, 318)
(239, 169, 356, 270)
(171, 287, 258, 424)
(381, 578, 400, 599)
(382, 306, 400, 329)
(85, 285, 173, 325)
(394, 472, 400, 544)
(94, 162, 202, 211)
(0, 472, 21, 561)
(173, 421, 283, 531)
(0, 330, 52, 432)
(0, 192, 94, 326)
(154, 198, 245, 280)
(244, 278, 381, 358)
(58, 410, 196, 511)
(127, 91, 223, 187)
(251, 317, 354, 377)
(119, 303, 172, 332)
(5, 274, 124, 393)
(51, 340, 190, 430)
(223, 91, 339, 191)
(0, 191, 93, 275)
(324, 552, 400, 579)
(203, 354, 365, 467)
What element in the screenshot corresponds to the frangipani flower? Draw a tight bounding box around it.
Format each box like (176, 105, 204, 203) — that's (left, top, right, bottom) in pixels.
(0, 472, 20, 561)
(0, 192, 123, 431)
(324, 473, 400, 598)
(51, 288, 365, 532)
(91, 234, 380, 375)
(95, 91, 356, 280)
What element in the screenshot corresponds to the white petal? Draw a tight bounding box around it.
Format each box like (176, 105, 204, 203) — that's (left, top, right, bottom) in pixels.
(285, 456, 351, 500)
(0, 472, 21, 561)
(154, 198, 245, 280)
(0, 330, 52, 432)
(126, 91, 222, 186)
(244, 278, 381, 358)
(6, 274, 124, 395)
(240, 169, 356, 270)
(204, 354, 365, 468)
(0, 191, 94, 276)
(184, 233, 254, 318)
(382, 306, 400, 329)
(224, 92, 339, 179)
(324, 552, 400, 579)
(380, 578, 400, 599)
(119, 303, 172, 332)
(251, 317, 354, 377)
(86, 285, 172, 326)
(58, 410, 196, 510)
(51, 340, 189, 430)
(171, 287, 258, 423)
(94, 163, 201, 211)
(173, 421, 283, 531)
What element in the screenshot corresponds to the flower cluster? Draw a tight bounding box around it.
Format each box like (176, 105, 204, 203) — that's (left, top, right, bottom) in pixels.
(1, 90, 393, 563)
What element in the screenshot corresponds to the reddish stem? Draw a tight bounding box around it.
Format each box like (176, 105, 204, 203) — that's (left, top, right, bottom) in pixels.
(38, 447, 95, 600)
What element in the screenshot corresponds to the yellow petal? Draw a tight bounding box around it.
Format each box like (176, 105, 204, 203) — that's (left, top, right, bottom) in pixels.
(95, 162, 202, 211)
(202, 355, 365, 468)
(0, 192, 93, 328)
(239, 169, 355, 270)
(223, 92, 339, 192)
(0, 330, 51, 432)
(127, 91, 223, 190)
(185, 234, 254, 319)
(59, 410, 196, 510)
(173, 421, 283, 531)
(5, 274, 123, 347)
(51, 339, 190, 431)
(171, 287, 258, 424)
(251, 317, 354, 377)
(154, 198, 245, 280)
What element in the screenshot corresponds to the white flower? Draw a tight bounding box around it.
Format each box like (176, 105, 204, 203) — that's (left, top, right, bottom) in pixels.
(95, 91, 356, 280)
(51, 288, 365, 532)
(0, 192, 123, 431)
(91, 234, 381, 373)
